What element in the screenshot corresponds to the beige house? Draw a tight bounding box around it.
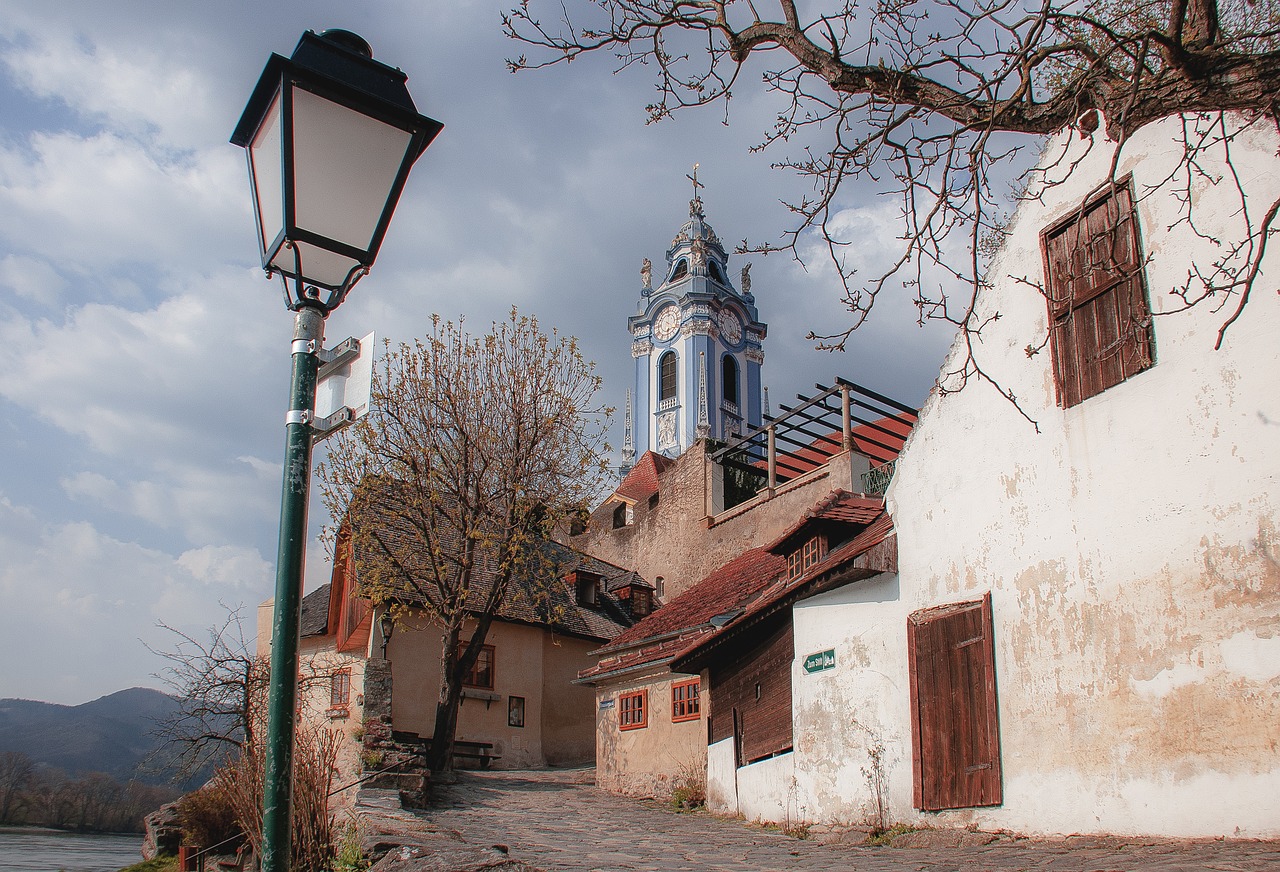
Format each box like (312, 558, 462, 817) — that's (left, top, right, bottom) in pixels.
(577, 547, 785, 796)
(313, 528, 639, 771)
(256, 587, 368, 815)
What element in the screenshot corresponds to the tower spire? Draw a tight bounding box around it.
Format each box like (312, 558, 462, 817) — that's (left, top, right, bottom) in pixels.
(696, 351, 710, 439)
(623, 388, 635, 467)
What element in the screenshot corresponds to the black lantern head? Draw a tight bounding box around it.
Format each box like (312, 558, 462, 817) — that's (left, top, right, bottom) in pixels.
(231, 30, 443, 312)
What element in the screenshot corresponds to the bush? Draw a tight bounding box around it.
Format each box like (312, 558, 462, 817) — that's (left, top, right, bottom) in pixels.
(175, 776, 243, 852)
(669, 759, 706, 812)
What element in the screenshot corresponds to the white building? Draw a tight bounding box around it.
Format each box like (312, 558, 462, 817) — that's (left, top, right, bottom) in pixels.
(703, 111, 1280, 839)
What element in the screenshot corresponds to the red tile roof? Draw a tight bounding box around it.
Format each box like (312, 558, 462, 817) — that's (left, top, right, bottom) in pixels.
(767, 490, 884, 555)
(578, 547, 786, 681)
(614, 451, 673, 503)
(672, 511, 895, 673)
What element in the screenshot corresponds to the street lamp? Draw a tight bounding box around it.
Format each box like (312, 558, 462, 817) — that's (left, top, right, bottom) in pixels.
(379, 610, 395, 659)
(231, 29, 441, 872)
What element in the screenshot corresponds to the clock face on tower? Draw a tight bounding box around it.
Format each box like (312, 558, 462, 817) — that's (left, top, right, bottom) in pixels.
(654, 304, 680, 342)
(718, 308, 743, 344)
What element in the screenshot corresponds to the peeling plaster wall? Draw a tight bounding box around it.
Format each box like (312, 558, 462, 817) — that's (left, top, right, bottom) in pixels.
(878, 114, 1280, 838)
(594, 669, 706, 797)
(790, 573, 907, 829)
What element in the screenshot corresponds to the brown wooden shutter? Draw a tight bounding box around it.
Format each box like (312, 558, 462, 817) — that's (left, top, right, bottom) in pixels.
(909, 593, 1002, 810)
(1042, 179, 1153, 408)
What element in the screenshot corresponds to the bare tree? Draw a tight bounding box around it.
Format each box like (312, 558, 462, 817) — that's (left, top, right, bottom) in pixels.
(148, 609, 265, 780)
(0, 752, 32, 823)
(319, 309, 611, 774)
(504, 0, 1279, 401)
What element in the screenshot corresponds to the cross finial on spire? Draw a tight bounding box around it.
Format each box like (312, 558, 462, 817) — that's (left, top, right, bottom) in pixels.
(687, 163, 704, 217)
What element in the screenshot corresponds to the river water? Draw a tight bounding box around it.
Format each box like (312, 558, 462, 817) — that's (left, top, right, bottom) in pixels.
(0, 827, 143, 871)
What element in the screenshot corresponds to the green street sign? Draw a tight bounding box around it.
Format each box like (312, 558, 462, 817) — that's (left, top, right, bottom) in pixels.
(803, 649, 836, 674)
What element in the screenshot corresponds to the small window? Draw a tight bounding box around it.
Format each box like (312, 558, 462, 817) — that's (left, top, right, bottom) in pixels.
(330, 668, 351, 709)
(787, 535, 827, 579)
(671, 678, 700, 722)
(658, 351, 678, 403)
(670, 259, 688, 282)
(722, 355, 739, 404)
(576, 573, 600, 607)
(648, 492, 660, 510)
(463, 645, 495, 689)
(508, 696, 525, 728)
(612, 502, 629, 529)
(631, 587, 652, 618)
(1042, 179, 1153, 407)
(619, 690, 648, 730)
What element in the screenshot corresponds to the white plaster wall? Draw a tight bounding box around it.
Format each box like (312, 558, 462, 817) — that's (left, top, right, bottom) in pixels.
(881, 113, 1280, 838)
(734, 752, 796, 825)
(791, 573, 909, 829)
(706, 738, 738, 816)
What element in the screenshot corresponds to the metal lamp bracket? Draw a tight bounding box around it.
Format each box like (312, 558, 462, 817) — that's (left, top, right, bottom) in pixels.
(317, 336, 361, 377)
(312, 406, 354, 438)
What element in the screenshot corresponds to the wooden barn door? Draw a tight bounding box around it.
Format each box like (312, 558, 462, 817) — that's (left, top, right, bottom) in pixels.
(908, 593, 1002, 810)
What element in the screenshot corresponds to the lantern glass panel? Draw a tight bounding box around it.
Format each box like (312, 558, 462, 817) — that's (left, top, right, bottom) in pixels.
(291, 86, 414, 253)
(270, 240, 360, 289)
(248, 90, 284, 262)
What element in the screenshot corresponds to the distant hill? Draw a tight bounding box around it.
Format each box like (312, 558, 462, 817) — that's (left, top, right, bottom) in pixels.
(0, 687, 198, 785)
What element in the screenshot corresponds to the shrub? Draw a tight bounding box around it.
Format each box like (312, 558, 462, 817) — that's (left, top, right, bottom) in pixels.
(175, 776, 243, 852)
(669, 759, 706, 812)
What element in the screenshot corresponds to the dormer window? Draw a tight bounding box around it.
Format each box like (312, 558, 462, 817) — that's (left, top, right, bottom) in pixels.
(575, 571, 601, 607)
(631, 587, 653, 618)
(787, 535, 827, 579)
(612, 502, 633, 529)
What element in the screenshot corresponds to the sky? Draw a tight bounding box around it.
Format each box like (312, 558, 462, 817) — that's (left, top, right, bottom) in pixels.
(0, 1, 957, 705)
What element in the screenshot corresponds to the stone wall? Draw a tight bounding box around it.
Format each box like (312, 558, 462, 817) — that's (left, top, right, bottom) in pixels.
(575, 441, 869, 599)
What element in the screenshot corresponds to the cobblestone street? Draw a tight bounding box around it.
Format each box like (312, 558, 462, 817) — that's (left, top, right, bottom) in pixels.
(357, 768, 1280, 872)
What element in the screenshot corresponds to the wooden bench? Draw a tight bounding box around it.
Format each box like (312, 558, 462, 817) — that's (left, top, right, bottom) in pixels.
(391, 732, 502, 769)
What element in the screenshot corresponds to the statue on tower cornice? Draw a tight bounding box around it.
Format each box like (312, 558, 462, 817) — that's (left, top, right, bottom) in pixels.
(687, 162, 705, 218)
(641, 257, 652, 291)
(690, 237, 707, 273)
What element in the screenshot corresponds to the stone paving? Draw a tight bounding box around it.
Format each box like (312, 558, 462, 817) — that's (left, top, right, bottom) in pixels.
(359, 768, 1280, 872)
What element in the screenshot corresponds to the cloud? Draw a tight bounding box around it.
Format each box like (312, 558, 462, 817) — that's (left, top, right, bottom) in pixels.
(0, 254, 66, 306)
(0, 130, 245, 284)
(0, 494, 273, 704)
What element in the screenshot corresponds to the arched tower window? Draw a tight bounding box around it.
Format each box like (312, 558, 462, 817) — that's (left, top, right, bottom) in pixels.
(658, 351, 678, 403)
(670, 259, 688, 282)
(722, 355, 739, 405)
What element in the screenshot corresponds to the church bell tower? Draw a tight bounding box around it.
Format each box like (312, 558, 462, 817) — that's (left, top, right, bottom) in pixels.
(623, 168, 767, 463)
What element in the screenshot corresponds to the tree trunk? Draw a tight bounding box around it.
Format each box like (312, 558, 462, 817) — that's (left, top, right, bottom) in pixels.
(428, 617, 496, 777)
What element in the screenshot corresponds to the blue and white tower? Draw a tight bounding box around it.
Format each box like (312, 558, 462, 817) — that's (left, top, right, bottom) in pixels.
(625, 168, 767, 460)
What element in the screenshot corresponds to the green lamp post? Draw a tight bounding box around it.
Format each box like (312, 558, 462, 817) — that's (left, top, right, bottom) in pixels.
(231, 29, 441, 872)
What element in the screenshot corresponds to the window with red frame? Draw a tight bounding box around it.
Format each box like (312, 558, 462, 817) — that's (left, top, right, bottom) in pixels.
(671, 678, 700, 722)
(619, 690, 647, 730)
(463, 645, 495, 689)
(330, 668, 351, 709)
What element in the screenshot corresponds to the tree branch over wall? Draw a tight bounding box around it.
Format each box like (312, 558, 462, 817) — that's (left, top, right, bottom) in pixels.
(505, 0, 1280, 411)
